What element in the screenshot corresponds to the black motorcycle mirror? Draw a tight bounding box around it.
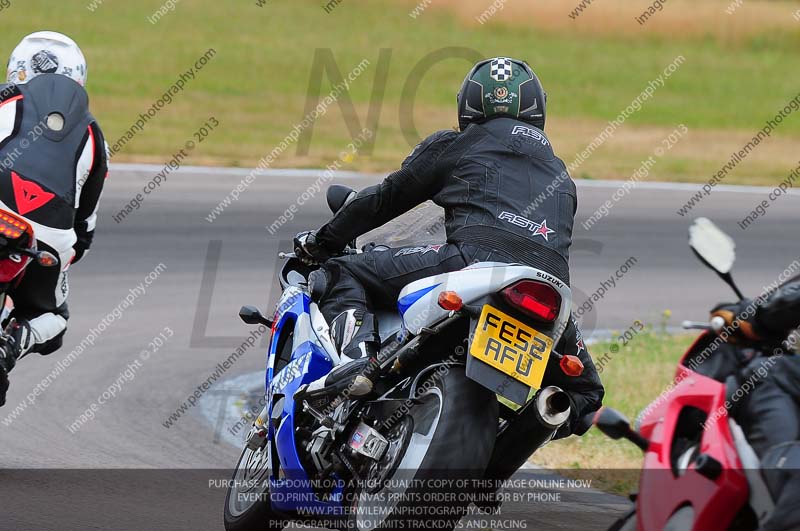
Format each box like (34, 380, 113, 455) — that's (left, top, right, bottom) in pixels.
(239, 305, 273, 327)
(326, 184, 356, 214)
(689, 217, 744, 300)
(594, 407, 650, 451)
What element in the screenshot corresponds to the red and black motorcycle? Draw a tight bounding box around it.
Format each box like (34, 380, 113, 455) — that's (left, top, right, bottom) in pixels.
(595, 218, 780, 531)
(0, 207, 59, 399)
(0, 207, 58, 302)
(0, 209, 58, 334)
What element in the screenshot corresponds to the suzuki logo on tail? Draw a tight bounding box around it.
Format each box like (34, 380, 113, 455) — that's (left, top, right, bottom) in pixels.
(11, 172, 54, 215)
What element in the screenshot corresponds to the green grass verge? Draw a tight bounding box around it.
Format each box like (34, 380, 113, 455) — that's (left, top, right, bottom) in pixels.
(531, 328, 696, 495)
(0, 0, 797, 183)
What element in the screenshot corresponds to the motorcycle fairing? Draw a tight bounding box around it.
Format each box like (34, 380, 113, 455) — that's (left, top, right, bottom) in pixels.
(398, 263, 572, 405)
(265, 288, 343, 515)
(397, 262, 572, 338)
(397, 283, 441, 315)
(636, 332, 749, 531)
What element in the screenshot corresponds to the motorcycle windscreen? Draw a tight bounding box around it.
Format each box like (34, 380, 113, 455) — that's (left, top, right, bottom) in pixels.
(358, 201, 445, 249)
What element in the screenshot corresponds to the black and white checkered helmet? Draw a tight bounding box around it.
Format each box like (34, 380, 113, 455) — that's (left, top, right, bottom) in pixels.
(489, 58, 513, 81)
(457, 57, 548, 131)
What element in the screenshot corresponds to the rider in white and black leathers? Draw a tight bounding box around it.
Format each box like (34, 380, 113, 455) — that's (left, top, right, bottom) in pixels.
(295, 57, 604, 438)
(0, 32, 108, 406)
(712, 278, 800, 531)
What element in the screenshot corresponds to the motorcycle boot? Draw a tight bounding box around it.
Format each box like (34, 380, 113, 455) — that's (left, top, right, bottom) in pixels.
(296, 310, 381, 402)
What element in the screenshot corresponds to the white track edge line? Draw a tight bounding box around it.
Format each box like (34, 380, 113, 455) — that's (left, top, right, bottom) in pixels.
(110, 163, 798, 195)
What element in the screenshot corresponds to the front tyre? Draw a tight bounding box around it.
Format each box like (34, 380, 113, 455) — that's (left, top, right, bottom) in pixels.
(348, 366, 499, 531)
(223, 439, 283, 531)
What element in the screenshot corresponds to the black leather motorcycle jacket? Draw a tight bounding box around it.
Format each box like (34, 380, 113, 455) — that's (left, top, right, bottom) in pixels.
(756, 274, 800, 340)
(0, 74, 107, 248)
(316, 117, 577, 283)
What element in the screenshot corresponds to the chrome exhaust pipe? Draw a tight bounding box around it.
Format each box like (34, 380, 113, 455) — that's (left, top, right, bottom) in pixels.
(535, 386, 572, 429)
(481, 387, 572, 491)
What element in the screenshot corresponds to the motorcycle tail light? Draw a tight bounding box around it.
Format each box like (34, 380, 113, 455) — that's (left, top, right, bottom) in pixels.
(0, 209, 34, 283)
(502, 280, 561, 322)
(560, 354, 584, 377)
(0, 210, 29, 240)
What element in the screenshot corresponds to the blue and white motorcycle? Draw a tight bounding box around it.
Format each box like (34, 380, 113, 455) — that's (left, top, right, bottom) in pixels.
(223, 185, 585, 531)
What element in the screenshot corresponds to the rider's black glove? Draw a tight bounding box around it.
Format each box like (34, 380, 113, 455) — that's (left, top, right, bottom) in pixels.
(710, 300, 763, 343)
(294, 231, 330, 266)
(73, 223, 94, 264)
(72, 240, 89, 264)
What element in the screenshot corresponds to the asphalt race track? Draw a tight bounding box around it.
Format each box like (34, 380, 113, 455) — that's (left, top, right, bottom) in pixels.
(1, 164, 797, 530)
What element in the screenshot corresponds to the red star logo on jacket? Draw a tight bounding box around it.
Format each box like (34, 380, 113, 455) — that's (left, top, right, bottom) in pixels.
(533, 220, 555, 241)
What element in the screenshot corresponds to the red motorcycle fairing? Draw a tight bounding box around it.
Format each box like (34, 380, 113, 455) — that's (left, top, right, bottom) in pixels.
(635, 331, 749, 531)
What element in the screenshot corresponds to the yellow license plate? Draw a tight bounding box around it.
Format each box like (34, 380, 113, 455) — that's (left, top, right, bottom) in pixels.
(469, 305, 553, 389)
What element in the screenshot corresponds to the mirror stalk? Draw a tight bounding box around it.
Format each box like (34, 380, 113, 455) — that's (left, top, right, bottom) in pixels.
(594, 407, 650, 452)
(720, 271, 745, 301)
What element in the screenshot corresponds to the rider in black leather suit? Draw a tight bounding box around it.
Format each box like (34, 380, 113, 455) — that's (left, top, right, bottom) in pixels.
(712, 275, 800, 531)
(294, 57, 604, 437)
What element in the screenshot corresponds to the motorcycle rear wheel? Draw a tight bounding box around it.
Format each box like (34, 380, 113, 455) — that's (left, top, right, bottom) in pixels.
(347, 366, 499, 531)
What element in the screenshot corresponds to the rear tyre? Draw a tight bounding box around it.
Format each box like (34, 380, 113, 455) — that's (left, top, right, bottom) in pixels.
(607, 510, 636, 531)
(348, 366, 499, 531)
(223, 440, 283, 531)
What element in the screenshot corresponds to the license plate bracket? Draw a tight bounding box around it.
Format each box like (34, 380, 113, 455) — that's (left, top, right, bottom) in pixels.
(469, 305, 553, 389)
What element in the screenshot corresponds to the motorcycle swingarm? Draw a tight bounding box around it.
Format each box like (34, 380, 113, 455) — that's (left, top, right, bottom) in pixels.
(359, 397, 421, 426)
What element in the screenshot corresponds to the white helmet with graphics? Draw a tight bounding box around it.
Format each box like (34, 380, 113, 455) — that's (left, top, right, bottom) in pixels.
(6, 31, 87, 86)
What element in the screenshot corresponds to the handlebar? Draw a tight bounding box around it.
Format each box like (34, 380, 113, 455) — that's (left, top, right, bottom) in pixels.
(681, 316, 727, 332)
(278, 248, 360, 260)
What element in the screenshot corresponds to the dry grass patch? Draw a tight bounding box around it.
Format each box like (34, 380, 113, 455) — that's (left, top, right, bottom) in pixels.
(109, 95, 798, 188)
(406, 0, 800, 43)
(547, 117, 800, 184)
